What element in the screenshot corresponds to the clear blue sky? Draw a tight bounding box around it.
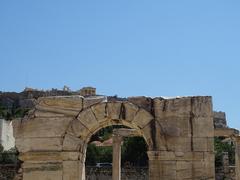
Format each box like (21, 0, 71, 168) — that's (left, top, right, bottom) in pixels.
(0, 1, 240, 130)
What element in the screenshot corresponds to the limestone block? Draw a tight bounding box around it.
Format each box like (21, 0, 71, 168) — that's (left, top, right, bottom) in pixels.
(176, 170, 192, 180)
(141, 123, 154, 150)
(113, 128, 140, 137)
(192, 161, 205, 178)
(13, 117, 73, 139)
(61, 152, 81, 161)
(147, 151, 175, 161)
(156, 117, 191, 137)
(148, 151, 204, 161)
(191, 152, 204, 161)
(83, 96, 106, 109)
(34, 110, 65, 117)
(176, 161, 192, 179)
(16, 137, 63, 153)
(12, 118, 22, 139)
(127, 96, 152, 112)
(166, 137, 191, 152)
(63, 161, 80, 180)
(36, 105, 80, 116)
(38, 96, 83, 111)
(77, 108, 99, 133)
(194, 154, 215, 179)
(123, 102, 139, 122)
(19, 152, 81, 162)
(204, 153, 215, 179)
(107, 102, 122, 120)
(148, 121, 168, 151)
(91, 103, 107, 122)
(63, 134, 85, 152)
(23, 162, 62, 180)
(192, 116, 214, 137)
(149, 160, 161, 180)
(19, 152, 62, 162)
(204, 161, 215, 179)
(176, 161, 192, 170)
(162, 125, 181, 137)
(153, 97, 192, 118)
(161, 161, 176, 179)
(191, 96, 213, 117)
(132, 108, 153, 128)
(193, 137, 214, 152)
(67, 119, 91, 138)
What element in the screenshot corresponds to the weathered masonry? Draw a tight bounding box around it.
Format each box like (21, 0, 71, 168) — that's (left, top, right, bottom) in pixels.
(12, 95, 240, 180)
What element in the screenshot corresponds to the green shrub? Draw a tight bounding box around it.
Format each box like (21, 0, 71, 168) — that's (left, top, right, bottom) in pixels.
(215, 137, 235, 167)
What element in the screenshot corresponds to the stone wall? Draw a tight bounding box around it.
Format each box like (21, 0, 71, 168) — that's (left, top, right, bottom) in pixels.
(13, 95, 216, 180)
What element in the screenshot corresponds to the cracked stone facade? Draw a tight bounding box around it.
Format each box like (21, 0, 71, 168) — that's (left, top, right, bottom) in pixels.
(13, 95, 216, 180)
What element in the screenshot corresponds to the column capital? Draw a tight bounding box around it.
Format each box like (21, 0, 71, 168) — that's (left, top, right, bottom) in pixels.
(112, 134, 123, 143)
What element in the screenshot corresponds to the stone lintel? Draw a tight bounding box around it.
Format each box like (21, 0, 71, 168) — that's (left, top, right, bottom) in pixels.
(214, 128, 239, 137)
(113, 128, 141, 137)
(36, 105, 80, 116)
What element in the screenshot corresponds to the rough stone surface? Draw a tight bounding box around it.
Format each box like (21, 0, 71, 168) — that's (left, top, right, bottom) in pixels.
(22, 163, 62, 180)
(13, 95, 218, 180)
(63, 161, 80, 180)
(77, 108, 99, 133)
(214, 111, 228, 128)
(13, 117, 72, 138)
(62, 134, 85, 152)
(15, 137, 63, 153)
(83, 96, 106, 109)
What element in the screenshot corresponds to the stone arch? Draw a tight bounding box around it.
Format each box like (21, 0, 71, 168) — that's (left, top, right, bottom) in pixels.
(62, 101, 155, 152)
(61, 101, 154, 180)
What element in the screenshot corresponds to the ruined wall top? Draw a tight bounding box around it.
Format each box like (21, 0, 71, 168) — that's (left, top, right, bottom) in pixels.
(213, 111, 227, 128)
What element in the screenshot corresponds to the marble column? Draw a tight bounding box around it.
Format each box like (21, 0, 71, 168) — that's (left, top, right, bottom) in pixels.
(112, 135, 122, 180)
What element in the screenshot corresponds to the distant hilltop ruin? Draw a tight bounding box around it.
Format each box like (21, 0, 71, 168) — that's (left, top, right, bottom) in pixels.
(22, 85, 96, 97)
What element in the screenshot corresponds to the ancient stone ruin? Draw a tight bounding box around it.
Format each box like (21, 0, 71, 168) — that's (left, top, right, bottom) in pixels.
(12, 95, 240, 180)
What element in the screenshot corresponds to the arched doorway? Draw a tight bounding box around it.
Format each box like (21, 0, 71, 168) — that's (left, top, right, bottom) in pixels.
(62, 101, 154, 180)
(85, 125, 149, 180)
